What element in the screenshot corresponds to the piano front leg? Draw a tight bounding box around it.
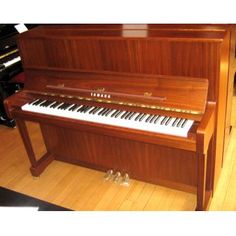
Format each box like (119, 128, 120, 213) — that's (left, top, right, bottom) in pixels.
(196, 102, 215, 210)
(196, 152, 208, 210)
(16, 119, 54, 177)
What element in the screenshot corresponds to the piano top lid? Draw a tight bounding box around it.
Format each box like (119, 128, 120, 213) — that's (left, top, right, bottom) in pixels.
(19, 24, 228, 41)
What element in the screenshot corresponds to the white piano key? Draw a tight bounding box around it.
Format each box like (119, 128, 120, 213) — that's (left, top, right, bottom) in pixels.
(3, 56, 21, 68)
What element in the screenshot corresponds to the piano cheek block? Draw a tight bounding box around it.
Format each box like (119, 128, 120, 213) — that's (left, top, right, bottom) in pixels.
(5, 24, 225, 211)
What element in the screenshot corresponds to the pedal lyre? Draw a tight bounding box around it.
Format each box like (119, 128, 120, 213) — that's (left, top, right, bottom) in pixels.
(121, 173, 130, 186)
(113, 171, 121, 183)
(104, 169, 113, 180)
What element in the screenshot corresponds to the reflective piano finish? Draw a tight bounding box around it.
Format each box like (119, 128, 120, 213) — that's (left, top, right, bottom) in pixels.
(4, 25, 229, 210)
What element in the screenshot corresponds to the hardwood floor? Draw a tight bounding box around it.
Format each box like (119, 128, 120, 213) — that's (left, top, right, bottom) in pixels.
(0, 97, 235, 210)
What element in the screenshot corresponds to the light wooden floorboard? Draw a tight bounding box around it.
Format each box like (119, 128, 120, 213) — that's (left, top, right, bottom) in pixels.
(0, 96, 235, 211)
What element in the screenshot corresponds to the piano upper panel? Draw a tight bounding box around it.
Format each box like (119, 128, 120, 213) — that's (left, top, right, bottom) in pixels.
(17, 25, 227, 103)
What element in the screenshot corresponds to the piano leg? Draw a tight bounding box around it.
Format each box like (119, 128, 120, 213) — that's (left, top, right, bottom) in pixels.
(196, 152, 213, 211)
(196, 153, 207, 210)
(16, 119, 54, 177)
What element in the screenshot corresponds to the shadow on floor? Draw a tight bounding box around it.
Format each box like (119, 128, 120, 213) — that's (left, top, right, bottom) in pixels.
(0, 186, 72, 211)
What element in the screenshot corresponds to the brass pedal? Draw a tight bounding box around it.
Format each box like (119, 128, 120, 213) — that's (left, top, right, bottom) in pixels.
(104, 169, 113, 180)
(32, 176, 40, 180)
(113, 171, 121, 183)
(120, 173, 130, 186)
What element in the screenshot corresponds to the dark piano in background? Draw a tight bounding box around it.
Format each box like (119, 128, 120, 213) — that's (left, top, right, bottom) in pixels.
(0, 24, 38, 127)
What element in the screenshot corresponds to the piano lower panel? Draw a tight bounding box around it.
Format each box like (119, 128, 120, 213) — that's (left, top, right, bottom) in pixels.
(40, 123, 197, 193)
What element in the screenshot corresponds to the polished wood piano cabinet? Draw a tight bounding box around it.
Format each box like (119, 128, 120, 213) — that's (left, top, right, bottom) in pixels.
(3, 24, 233, 210)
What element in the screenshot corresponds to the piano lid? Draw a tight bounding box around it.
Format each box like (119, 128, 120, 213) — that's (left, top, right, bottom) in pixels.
(18, 24, 227, 40)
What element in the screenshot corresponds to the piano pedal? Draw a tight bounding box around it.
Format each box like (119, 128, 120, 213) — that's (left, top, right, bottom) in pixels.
(113, 171, 122, 183)
(120, 173, 130, 187)
(32, 176, 40, 180)
(104, 170, 130, 187)
(104, 169, 114, 181)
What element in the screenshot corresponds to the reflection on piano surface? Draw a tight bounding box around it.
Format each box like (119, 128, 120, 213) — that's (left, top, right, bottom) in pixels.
(5, 25, 230, 210)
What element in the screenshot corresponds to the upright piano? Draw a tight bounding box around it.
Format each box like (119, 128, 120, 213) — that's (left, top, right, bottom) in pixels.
(5, 25, 232, 210)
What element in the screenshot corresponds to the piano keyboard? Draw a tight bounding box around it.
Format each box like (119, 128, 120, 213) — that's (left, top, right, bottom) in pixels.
(21, 99, 194, 137)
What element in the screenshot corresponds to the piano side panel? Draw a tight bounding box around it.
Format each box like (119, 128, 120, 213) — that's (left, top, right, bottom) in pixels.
(224, 30, 236, 155)
(40, 124, 197, 192)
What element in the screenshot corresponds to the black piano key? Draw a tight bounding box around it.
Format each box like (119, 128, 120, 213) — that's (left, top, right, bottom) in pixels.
(154, 115, 161, 124)
(125, 112, 132, 119)
(50, 101, 61, 108)
(104, 109, 114, 116)
(111, 110, 119, 117)
(160, 116, 168, 125)
(135, 113, 143, 121)
(123, 111, 131, 119)
(101, 108, 110, 116)
(181, 119, 188, 128)
(77, 105, 86, 112)
(48, 101, 57, 107)
(38, 99, 46, 105)
(92, 107, 101, 114)
(165, 117, 172, 126)
(100, 108, 108, 116)
(43, 101, 55, 107)
(60, 103, 71, 109)
(172, 118, 179, 127)
(61, 103, 70, 109)
(32, 99, 44, 106)
(102, 109, 110, 116)
(81, 105, 90, 112)
(121, 111, 129, 119)
(176, 118, 184, 127)
(83, 106, 93, 113)
(93, 107, 103, 114)
(150, 115, 157, 123)
(89, 107, 98, 114)
(55, 102, 64, 109)
(98, 108, 107, 115)
(62, 103, 73, 110)
(139, 114, 147, 122)
(128, 112, 137, 120)
(39, 100, 50, 107)
(125, 112, 134, 119)
(29, 99, 38, 105)
(63, 103, 73, 110)
(69, 104, 80, 111)
(57, 103, 67, 109)
(114, 110, 123, 118)
(145, 114, 153, 123)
